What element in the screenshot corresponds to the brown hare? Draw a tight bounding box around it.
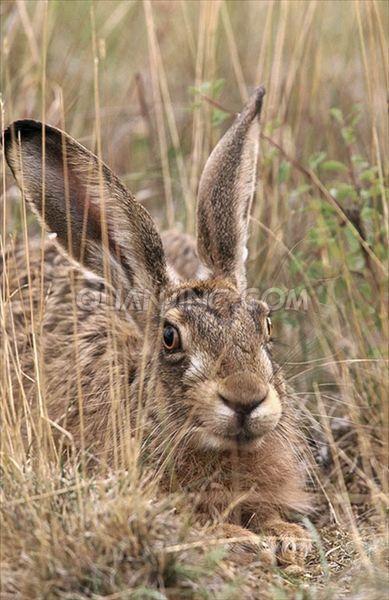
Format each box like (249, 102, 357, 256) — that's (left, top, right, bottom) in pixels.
(3, 86, 312, 566)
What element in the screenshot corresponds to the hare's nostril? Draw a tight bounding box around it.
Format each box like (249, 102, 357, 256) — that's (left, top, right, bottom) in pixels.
(218, 393, 232, 409)
(240, 399, 261, 415)
(218, 393, 267, 416)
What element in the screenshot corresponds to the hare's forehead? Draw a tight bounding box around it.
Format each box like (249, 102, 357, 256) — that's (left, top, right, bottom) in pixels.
(163, 287, 266, 342)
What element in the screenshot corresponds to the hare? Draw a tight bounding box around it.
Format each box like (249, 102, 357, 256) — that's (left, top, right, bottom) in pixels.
(3, 86, 312, 566)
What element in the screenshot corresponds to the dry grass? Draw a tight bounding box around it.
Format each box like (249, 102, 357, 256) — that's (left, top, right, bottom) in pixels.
(1, 0, 388, 598)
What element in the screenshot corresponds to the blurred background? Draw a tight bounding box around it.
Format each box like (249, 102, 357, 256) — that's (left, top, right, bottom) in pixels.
(1, 0, 388, 595)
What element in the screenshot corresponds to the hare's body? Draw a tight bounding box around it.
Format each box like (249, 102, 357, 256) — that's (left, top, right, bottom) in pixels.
(3, 86, 312, 565)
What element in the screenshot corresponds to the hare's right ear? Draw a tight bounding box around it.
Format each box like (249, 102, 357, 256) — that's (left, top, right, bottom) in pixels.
(4, 120, 168, 298)
(196, 86, 265, 291)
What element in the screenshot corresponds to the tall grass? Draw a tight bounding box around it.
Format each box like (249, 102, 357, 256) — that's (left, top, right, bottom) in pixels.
(1, 1, 388, 597)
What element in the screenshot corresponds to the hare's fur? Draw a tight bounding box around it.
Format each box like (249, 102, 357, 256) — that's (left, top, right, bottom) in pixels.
(3, 86, 312, 565)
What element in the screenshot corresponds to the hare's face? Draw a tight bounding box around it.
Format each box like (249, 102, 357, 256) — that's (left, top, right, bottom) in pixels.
(5, 87, 269, 453)
(156, 281, 282, 451)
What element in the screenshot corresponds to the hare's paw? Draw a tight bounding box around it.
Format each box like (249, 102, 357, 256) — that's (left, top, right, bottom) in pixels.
(218, 523, 276, 566)
(265, 521, 311, 567)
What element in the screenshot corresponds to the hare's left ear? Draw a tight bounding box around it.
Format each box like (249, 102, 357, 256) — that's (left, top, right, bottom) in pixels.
(196, 86, 265, 290)
(4, 120, 169, 300)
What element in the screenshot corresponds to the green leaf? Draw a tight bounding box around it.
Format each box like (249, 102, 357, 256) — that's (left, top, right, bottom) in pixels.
(335, 183, 357, 202)
(350, 108, 362, 128)
(188, 79, 225, 99)
(330, 107, 344, 124)
(345, 226, 362, 253)
(278, 160, 291, 183)
(347, 251, 365, 271)
(295, 183, 312, 195)
(212, 78, 226, 97)
(360, 166, 379, 182)
(321, 160, 348, 173)
(212, 108, 229, 127)
(264, 117, 282, 135)
(359, 280, 372, 301)
(341, 125, 356, 145)
(309, 151, 327, 170)
(361, 205, 375, 221)
(352, 154, 369, 170)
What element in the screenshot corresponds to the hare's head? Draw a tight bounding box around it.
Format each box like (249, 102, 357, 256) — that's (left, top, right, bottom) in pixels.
(4, 86, 283, 452)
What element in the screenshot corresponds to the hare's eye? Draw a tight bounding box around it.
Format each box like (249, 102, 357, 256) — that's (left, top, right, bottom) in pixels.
(266, 316, 272, 338)
(163, 325, 181, 351)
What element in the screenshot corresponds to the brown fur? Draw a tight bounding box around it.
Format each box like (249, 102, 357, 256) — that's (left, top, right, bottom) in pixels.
(2, 87, 312, 565)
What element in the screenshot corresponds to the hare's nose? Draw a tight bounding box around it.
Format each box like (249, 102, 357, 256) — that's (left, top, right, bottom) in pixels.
(217, 374, 269, 421)
(219, 394, 265, 417)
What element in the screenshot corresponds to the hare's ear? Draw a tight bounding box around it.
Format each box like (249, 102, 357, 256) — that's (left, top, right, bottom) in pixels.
(196, 86, 265, 290)
(4, 120, 168, 298)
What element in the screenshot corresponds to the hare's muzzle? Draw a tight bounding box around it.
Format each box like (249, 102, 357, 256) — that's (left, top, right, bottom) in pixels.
(212, 373, 282, 448)
(218, 390, 267, 423)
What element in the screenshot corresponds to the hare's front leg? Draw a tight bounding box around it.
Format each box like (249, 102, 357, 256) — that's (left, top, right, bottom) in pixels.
(245, 509, 312, 567)
(209, 523, 276, 566)
(263, 519, 311, 567)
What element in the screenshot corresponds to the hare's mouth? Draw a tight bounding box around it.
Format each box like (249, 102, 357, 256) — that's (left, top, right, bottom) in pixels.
(192, 411, 282, 450)
(234, 430, 256, 445)
(223, 428, 259, 447)
(214, 430, 261, 451)
(193, 426, 263, 451)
